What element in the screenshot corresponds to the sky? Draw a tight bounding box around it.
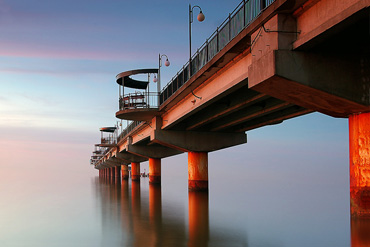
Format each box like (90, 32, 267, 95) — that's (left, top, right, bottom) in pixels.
(0, 0, 349, 190)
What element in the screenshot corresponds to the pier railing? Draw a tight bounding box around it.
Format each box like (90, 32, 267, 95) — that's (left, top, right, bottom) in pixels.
(160, 0, 275, 104)
(119, 92, 159, 111)
(117, 120, 142, 143)
(101, 136, 116, 145)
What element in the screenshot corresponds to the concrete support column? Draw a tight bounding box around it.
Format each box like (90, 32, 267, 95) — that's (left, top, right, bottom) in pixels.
(188, 152, 208, 191)
(131, 162, 140, 181)
(121, 164, 129, 180)
(149, 158, 161, 184)
(349, 112, 370, 218)
(111, 167, 115, 178)
(115, 166, 121, 178)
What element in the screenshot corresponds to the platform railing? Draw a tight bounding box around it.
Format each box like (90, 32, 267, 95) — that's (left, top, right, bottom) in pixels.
(101, 136, 116, 145)
(160, 0, 275, 104)
(119, 92, 159, 111)
(117, 120, 142, 143)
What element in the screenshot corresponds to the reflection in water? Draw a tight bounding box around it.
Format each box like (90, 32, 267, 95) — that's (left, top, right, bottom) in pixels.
(188, 191, 209, 247)
(351, 219, 370, 246)
(93, 177, 247, 247)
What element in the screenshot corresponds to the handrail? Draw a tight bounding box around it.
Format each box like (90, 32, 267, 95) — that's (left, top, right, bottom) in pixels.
(160, 0, 275, 105)
(119, 92, 159, 111)
(117, 120, 142, 143)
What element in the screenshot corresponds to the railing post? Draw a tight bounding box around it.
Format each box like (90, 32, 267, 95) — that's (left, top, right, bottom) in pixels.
(228, 13, 231, 42)
(206, 39, 209, 63)
(216, 27, 219, 52)
(243, 0, 246, 27)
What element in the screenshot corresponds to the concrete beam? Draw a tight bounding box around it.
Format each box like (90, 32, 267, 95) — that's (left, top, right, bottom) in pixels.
(105, 159, 120, 167)
(150, 129, 247, 152)
(116, 151, 148, 163)
(185, 88, 267, 130)
(249, 50, 370, 117)
(110, 157, 125, 166)
(127, 144, 183, 159)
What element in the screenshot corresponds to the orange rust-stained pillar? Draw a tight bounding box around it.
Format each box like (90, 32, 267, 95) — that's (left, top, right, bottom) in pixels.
(149, 158, 161, 184)
(188, 152, 208, 191)
(121, 164, 129, 180)
(131, 162, 140, 181)
(111, 167, 115, 178)
(349, 112, 370, 218)
(115, 166, 121, 178)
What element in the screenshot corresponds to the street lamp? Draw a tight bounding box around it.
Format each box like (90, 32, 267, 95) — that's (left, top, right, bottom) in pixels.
(153, 53, 170, 105)
(189, 4, 205, 78)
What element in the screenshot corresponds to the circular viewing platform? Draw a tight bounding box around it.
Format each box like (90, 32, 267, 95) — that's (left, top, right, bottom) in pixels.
(116, 69, 160, 121)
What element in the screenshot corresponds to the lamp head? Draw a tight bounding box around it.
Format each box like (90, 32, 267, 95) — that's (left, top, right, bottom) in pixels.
(164, 59, 170, 67)
(153, 75, 157, 83)
(197, 11, 205, 22)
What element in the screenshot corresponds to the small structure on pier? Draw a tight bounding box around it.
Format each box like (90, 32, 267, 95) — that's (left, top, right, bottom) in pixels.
(116, 69, 160, 121)
(99, 127, 117, 147)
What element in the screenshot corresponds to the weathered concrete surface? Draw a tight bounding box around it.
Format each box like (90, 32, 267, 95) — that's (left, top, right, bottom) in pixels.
(131, 162, 140, 181)
(188, 152, 208, 192)
(116, 151, 147, 163)
(151, 130, 247, 152)
(350, 112, 370, 218)
(149, 158, 161, 184)
(249, 50, 370, 117)
(293, 0, 369, 49)
(114, 166, 121, 178)
(121, 164, 129, 180)
(127, 144, 182, 159)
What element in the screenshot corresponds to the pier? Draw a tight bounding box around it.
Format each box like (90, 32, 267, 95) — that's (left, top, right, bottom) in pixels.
(91, 0, 370, 219)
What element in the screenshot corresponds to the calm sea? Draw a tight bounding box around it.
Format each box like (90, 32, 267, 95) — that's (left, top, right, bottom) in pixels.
(1, 153, 365, 247)
(1, 114, 368, 246)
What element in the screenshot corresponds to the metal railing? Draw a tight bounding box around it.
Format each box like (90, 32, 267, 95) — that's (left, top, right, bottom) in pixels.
(101, 136, 116, 145)
(160, 0, 275, 104)
(117, 120, 142, 143)
(119, 92, 159, 111)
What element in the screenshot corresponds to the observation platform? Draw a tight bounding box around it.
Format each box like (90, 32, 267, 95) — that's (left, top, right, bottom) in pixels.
(116, 69, 160, 121)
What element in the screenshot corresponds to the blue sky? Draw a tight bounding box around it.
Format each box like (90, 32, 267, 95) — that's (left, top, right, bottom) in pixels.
(0, 0, 349, 181)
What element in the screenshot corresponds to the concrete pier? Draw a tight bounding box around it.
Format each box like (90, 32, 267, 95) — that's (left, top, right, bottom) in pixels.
(188, 152, 208, 191)
(121, 164, 129, 180)
(349, 112, 370, 218)
(131, 162, 140, 181)
(111, 167, 115, 178)
(115, 166, 121, 179)
(149, 158, 161, 184)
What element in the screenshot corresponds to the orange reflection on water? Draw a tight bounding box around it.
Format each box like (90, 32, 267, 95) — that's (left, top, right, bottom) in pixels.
(351, 219, 370, 246)
(188, 191, 209, 247)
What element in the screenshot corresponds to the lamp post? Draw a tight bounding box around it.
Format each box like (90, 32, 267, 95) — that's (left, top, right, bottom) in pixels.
(153, 53, 170, 106)
(189, 4, 205, 79)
